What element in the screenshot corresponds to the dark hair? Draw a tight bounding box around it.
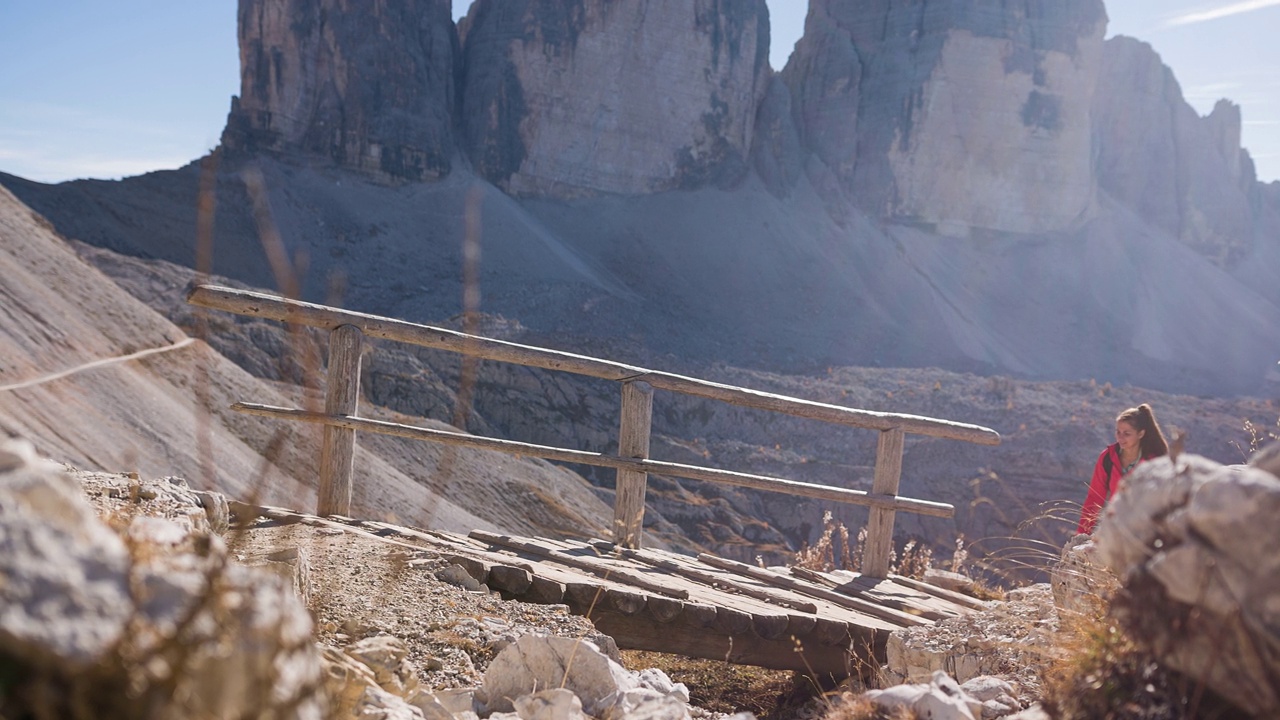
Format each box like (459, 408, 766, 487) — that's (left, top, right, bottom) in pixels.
(1117, 403, 1169, 458)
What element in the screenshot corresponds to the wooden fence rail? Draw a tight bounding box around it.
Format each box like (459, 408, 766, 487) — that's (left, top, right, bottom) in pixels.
(188, 284, 1000, 577)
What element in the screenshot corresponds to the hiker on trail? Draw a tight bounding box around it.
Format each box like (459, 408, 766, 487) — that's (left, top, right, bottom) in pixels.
(1076, 403, 1170, 534)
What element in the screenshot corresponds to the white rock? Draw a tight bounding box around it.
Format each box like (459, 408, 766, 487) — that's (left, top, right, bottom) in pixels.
(0, 439, 131, 667)
(513, 688, 587, 720)
(1095, 453, 1280, 716)
(482, 635, 640, 716)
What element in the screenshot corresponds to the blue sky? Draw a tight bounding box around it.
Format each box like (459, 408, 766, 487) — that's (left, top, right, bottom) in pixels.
(0, 1, 1277, 183)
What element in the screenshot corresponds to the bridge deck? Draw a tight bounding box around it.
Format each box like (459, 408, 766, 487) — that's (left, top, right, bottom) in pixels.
(233, 502, 987, 678)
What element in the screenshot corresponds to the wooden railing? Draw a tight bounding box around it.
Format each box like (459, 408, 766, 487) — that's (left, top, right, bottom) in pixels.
(188, 284, 1000, 577)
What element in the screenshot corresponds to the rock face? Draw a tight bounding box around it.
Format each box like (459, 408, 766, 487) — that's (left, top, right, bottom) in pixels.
(224, 0, 458, 180)
(1093, 36, 1256, 267)
(460, 0, 770, 197)
(1094, 452, 1280, 716)
(783, 0, 1107, 235)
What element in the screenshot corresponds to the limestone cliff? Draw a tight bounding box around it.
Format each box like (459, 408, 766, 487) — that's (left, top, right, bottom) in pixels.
(460, 0, 770, 197)
(783, 0, 1107, 235)
(1093, 36, 1256, 267)
(223, 0, 458, 181)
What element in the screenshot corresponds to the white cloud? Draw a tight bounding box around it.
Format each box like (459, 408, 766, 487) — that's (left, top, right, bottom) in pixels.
(1167, 0, 1280, 26)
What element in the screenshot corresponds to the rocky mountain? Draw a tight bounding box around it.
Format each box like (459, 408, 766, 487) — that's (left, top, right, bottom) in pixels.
(223, 0, 459, 181)
(6, 0, 1279, 398)
(4, 0, 1280, 574)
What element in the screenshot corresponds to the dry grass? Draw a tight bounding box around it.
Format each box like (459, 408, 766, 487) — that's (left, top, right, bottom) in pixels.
(1039, 593, 1244, 719)
(619, 649, 810, 719)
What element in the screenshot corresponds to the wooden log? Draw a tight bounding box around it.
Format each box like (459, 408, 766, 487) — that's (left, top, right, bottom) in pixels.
(583, 606, 862, 677)
(488, 565, 533, 595)
(443, 555, 490, 585)
(790, 567, 950, 622)
(696, 554, 927, 628)
(646, 596, 685, 623)
(233, 403, 955, 518)
(863, 428, 905, 578)
(889, 574, 991, 611)
(526, 576, 567, 604)
(606, 588, 648, 616)
(189, 285, 1000, 445)
(468, 531, 690, 599)
(318, 324, 362, 516)
(566, 582, 607, 611)
(614, 381, 653, 548)
(751, 613, 792, 641)
(713, 606, 754, 636)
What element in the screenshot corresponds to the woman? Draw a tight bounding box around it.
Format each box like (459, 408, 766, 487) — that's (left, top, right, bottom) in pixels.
(1076, 403, 1169, 534)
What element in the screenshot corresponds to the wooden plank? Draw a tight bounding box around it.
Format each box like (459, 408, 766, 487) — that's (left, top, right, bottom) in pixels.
(234, 403, 955, 518)
(469, 531, 689, 599)
(583, 606, 875, 678)
(583, 540, 819, 613)
(318, 324, 362, 516)
(614, 381, 653, 548)
(889, 573, 991, 612)
(862, 428, 904, 578)
(696, 554, 928, 628)
(189, 285, 1000, 445)
(790, 567, 955, 622)
(545, 539, 800, 641)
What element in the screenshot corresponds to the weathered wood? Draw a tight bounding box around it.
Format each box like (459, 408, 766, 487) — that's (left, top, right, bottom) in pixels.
(190, 285, 1000, 445)
(614, 381, 654, 548)
(234, 403, 955, 517)
(443, 555, 490, 585)
(525, 576, 567, 604)
(606, 588, 648, 616)
(713, 606, 754, 636)
(790, 567, 952, 622)
(750, 613, 792, 641)
(318, 324, 362, 516)
(696, 554, 926, 627)
(889, 573, 991, 611)
(584, 607, 863, 677)
(566, 583, 606, 611)
(646, 596, 685, 623)
(469, 531, 689, 599)
(586, 540, 820, 613)
(488, 565, 533, 595)
(863, 428, 905, 578)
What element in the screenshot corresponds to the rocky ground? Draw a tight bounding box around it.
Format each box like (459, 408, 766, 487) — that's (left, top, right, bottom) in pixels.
(67, 462, 1065, 720)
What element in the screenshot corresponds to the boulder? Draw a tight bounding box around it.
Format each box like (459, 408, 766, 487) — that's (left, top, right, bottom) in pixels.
(863, 670, 982, 720)
(480, 635, 640, 716)
(1094, 452, 1280, 716)
(0, 437, 324, 719)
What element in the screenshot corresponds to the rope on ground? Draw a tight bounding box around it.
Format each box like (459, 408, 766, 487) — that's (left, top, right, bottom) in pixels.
(0, 337, 197, 393)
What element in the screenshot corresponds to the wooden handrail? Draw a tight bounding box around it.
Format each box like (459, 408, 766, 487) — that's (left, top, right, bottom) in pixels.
(231, 403, 957, 518)
(190, 283, 1002, 574)
(188, 285, 1000, 445)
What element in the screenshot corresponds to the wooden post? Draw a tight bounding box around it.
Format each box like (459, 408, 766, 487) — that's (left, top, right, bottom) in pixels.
(862, 427, 905, 578)
(614, 380, 654, 548)
(318, 324, 363, 516)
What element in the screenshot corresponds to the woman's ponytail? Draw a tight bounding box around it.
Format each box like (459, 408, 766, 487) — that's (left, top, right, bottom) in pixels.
(1134, 403, 1169, 458)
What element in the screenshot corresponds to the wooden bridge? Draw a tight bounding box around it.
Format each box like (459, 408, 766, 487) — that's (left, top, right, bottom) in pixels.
(233, 500, 989, 677)
(189, 284, 1000, 676)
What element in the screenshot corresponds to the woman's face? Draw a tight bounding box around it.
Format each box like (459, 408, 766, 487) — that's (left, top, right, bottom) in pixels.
(1115, 420, 1145, 452)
